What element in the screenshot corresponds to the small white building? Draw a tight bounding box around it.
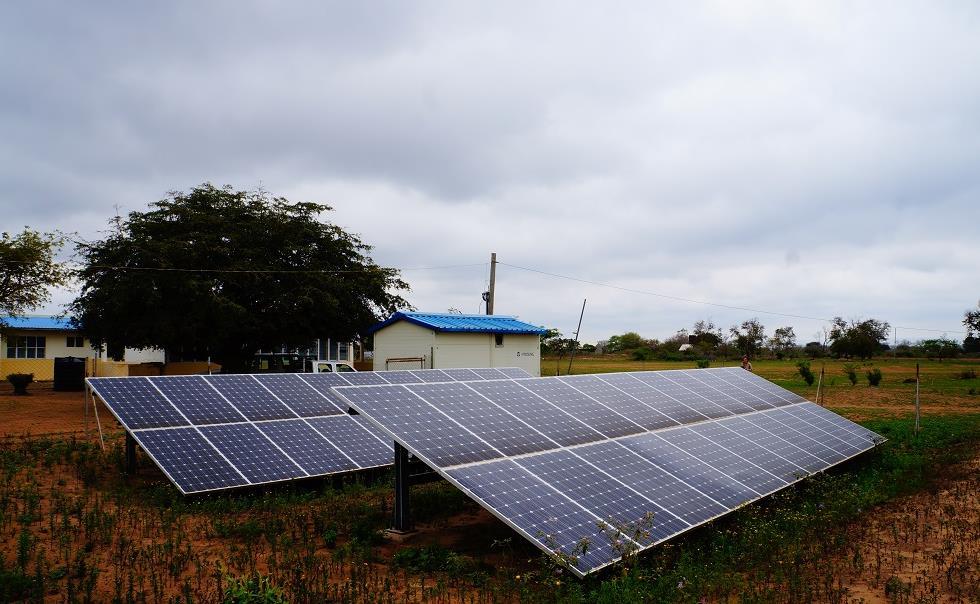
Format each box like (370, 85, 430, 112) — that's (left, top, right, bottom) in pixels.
(369, 312, 546, 376)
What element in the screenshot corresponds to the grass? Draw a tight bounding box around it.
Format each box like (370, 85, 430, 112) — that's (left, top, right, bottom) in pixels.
(0, 358, 978, 601)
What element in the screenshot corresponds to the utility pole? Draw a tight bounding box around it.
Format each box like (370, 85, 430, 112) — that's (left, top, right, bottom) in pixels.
(486, 252, 496, 315)
(566, 299, 587, 375)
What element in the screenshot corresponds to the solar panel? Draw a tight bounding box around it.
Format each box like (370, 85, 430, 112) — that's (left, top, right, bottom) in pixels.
(334, 367, 884, 576)
(87, 367, 532, 494)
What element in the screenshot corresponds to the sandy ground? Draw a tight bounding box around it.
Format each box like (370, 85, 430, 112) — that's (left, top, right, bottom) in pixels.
(0, 381, 114, 438)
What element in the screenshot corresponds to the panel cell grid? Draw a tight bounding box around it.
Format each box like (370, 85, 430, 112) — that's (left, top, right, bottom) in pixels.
(256, 419, 358, 475)
(200, 423, 306, 483)
(409, 369, 453, 383)
(307, 415, 393, 469)
(150, 376, 246, 424)
(740, 411, 848, 465)
(719, 415, 827, 474)
(88, 377, 188, 429)
(442, 368, 482, 381)
(203, 375, 297, 421)
(594, 373, 711, 425)
(466, 380, 605, 447)
(333, 385, 501, 467)
(688, 420, 809, 483)
(561, 375, 679, 430)
(518, 378, 643, 438)
(339, 372, 391, 386)
(665, 371, 757, 414)
(631, 372, 734, 419)
(408, 382, 557, 457)
(299, 373, 355, 410)
(254, 374, 345, 416)
(689, 371, 776, 411)
(131, 427, 247, 493)
(377, 370, 424, 384)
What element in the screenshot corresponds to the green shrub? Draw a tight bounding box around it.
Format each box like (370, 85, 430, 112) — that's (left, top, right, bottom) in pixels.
(957, 369, 977, 380)
(630, 348, 656, 361)
(695, 359, 710, 369)
(6, 373, 33, 395)
(222, 574, 286, 604)
(796, 361, 815, 386)
(842, 364, 858, 386)
(866, 368, 883, 386)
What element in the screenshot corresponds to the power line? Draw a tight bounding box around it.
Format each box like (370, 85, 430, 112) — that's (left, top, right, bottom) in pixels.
(0, 259, 488, 275)
(498, 261, 967, 335)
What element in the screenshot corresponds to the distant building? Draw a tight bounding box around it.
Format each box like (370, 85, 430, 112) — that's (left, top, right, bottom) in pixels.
(0, 315, 164, 380)
(369, 311, 546, 375)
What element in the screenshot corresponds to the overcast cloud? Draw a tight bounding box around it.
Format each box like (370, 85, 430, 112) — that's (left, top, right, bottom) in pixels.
(2, 1, 978, 344)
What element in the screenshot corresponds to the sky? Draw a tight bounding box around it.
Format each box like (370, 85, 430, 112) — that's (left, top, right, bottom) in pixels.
(1, 1, 978, 345)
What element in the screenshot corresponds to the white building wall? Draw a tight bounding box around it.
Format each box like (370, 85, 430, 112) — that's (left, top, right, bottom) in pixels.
(372, 319, 542, 375)
(372, 321, 436, 370)
(0, 330, 96, 359)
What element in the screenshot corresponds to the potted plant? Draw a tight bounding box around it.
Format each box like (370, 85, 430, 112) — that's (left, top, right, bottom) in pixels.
(7, 373, 34, 395)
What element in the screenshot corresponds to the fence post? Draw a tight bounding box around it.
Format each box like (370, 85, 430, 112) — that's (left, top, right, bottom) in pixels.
(914, 363, 921, 435)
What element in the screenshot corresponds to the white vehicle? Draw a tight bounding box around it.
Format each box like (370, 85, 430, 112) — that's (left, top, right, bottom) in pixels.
(311, 360, 357, 373)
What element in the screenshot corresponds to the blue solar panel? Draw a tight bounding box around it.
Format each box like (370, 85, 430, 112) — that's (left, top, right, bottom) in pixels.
(377, 370, 424, 384)
(496, 367, 533, 379)
(466, 380, 605, 447)
(442, 368, 482, 381)
(662, 371, 757, 415)
(467, 367, 508, 380)
(151, 376, 246, 424)
(447, 459, 618, 574)
(409, 369, 453, 383)
(339, 372, 390, 386)
(560, 374, 680, 430)
(131, 427, 247, 493)
(256, 419, 358, 475)
(407, 382, 558, 457)
(332, 385, 501, 467)
(770, 406, 865, 457)
(575, 440, 726, 526)
(199, 423, 306, 483)
(516, 449, 688, 543)
(88, 377, 188, 429)
(298, 373, 354, 410)
(687, 420, 810, 484)
(630, 372, 734, 419)
(619, 432, 759, 509)
(719, 415, 827, 474)
(715, 368, 804, 407)
(253, 374, 345, 416)
(306, 415, 393, 469)
(740, 411, 848, 465)
(203, 375, 297, 421)
(793, 403, 881, 449)
(592, 373, 713, 425)
(518, 378, 644, 438)
(690, 370, 776, 410)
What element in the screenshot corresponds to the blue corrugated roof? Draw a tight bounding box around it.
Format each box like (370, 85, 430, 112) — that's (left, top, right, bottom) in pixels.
(1, 316, 76, 331)
(368, 312, 547, 335)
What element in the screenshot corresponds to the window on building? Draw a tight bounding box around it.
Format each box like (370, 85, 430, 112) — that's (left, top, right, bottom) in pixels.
(495, 334, 504, 347)
(67, 335, 84, 348)
(7, 336, 46, 359)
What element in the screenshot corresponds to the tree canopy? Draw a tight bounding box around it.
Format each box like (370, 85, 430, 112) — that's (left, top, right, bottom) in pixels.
(0, 228, 69, 329)
(729, 319, 765, 357)
(70, 184, 410, 370)
(827, 317, 890, 359)
(965, 303, 980, 336)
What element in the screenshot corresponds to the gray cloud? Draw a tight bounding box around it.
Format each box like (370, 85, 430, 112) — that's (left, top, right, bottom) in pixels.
(2, 1, 978, 344)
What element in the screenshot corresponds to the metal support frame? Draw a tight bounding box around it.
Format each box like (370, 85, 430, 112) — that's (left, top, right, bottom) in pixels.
(392, 442, 413, 532)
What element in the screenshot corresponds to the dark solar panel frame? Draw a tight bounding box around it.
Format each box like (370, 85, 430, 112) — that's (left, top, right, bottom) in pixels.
(334, 368, 884, 577)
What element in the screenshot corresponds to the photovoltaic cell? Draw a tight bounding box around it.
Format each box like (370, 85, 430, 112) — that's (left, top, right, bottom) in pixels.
(447, 459, 617, 573)
(516, 449, 688, 542)
(203, 375, 297, 421)
(253, 374, 345, 416)
(409, 369, 453, 383)
(740, 411, 847, 465)
(408, 382, 558, 457)
(663, 371, 757, 414)
(518, 378, 644, 438)
(339, 372, 391, 386)
(717, 368, 804, 407)
(299, 373, 355, 410)
(593, 373, 711, 425)
(467, 367, 508, 380)
(688, 420, 809, 484)
(441, 368, 482, 381)
(151, 376, 246, 424)
(466, 380, 605, 447)
(719, 415, 826, 474)
(561, 374, 679, 430)
(131, 427, 247, 493)
(688, 370, 775, 411)
(575, 440, 725, 525)
(88, 377, 189, 429)
(200, 423, 306, 483)
(376, 370, 423, 384)
(307, 415, 393, 469)
(496, 367, 533, 379)
(631, 372, 734, 419)
(771, 406, 864, 457)
(256, 419, 358, 475)
(332, 385, 500, 467)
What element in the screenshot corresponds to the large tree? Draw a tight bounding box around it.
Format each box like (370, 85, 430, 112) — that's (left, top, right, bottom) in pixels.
(827, 317, 890, 359)
(730, 318, 766, 357)
(71, 184, 410, 370)
(0, 228, 69, 328)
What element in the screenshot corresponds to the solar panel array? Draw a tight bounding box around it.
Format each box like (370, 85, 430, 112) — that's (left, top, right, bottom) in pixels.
(334, 367, 883, 576)
(86, 367, 532, 494)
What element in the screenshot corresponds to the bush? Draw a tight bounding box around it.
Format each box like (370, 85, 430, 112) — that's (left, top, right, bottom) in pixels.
(842, 364, 858, 386)
(695, 359, 710, 369)
(796, 361, 815, 386)
(6, 373, 33, 395)
(866, 368, 883, 386)
(222, 574, 286, 604)
(956, 369, 977, 380)
(630, 348, 656, 361)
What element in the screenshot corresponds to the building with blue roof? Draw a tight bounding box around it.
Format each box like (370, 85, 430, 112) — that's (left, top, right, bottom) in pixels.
(369, 312, 545, 375)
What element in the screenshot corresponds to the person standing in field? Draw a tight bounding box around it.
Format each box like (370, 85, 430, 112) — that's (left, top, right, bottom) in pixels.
(741, 355, 753, 371)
